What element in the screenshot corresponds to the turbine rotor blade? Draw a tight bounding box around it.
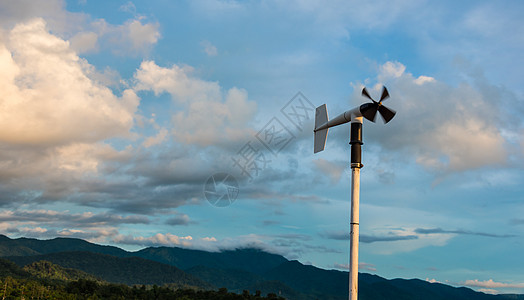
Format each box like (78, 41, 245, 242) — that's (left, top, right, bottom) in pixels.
(360, 102, 378, 123)
(378, 105, 396, 124)
(379, 86, 390, 103)
(361, 87, 375, 102)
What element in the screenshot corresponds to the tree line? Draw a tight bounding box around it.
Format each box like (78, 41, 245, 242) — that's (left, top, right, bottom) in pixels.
(0, 277, 286, 300)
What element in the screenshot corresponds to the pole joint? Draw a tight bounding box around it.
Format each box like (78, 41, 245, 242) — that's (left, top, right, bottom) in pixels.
(350, 163, 363, 169)
(350, 122, 363, 168)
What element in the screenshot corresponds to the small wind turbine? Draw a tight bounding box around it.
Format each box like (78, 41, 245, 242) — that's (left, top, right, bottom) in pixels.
(314, 86, 396, 300)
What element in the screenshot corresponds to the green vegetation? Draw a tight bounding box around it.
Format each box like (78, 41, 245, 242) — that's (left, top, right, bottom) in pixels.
(0, 276, 285, 300)
(0, 258, 284, 299)
(23, 260, 102, 282)
(7, 251, 211, 288)
(0, 258, 30, 278)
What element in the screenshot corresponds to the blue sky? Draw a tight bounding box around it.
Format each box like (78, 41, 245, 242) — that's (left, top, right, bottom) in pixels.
(1, 0, 523, 295)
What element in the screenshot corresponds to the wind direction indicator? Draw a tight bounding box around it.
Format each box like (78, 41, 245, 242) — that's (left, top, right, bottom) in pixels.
(314, 86, 396, 300)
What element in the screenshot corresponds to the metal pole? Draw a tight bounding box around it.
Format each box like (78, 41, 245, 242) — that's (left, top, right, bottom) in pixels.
(349, 120, 363, 300)
(349, 167, 360, 300)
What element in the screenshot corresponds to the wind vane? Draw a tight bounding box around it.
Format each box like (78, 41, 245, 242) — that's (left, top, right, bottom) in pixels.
(314, 86, 396, 300)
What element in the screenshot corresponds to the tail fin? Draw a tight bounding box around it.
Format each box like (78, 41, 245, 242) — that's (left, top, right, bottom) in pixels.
(314, 104, 329, 153)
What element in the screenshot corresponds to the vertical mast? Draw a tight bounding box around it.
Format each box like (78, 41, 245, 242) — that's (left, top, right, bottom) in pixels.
(349, 118, 363, 300)
(313, 86, 395, 300)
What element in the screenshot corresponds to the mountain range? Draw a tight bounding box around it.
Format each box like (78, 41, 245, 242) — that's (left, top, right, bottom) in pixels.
(1, 234, 523, 300)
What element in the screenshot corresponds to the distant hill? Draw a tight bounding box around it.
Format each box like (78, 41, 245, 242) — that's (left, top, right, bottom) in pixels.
(0, 258, 31, 278)
(263, 260, 346, 300)
(1, 234, 523, 300)
(0, 234, 128, 257)
(136, 246, 288, 274)
(23, 260, 102, 282)
(185, 265, 263, 291)
(6, 251, 212, 288)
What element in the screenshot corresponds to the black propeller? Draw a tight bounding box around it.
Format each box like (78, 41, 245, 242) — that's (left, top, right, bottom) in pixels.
(360, 86, 396, 123)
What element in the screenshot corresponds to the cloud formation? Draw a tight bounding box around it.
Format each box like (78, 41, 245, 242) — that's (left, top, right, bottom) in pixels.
(134, 60, 257, 147)
(359, 61, 514, 174)
(201, 40, 218, 56)
(165, 213, 192, 226)
(114, 233, 194, 248)
(89, 18, 161, 55)
(0, 18, 143, 206)
(0, 1, 160, 57)
(0, 209, 149, 226)
(321, 230, 418, 243)
(0, 19, 138, 146)
(414, 227, 516, 238)
(463, 279, 524, 289)
(0, 19, 226, 212)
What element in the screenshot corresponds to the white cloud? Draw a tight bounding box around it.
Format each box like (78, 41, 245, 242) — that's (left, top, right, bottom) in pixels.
(56, 143, 113, 173)
(0, 0, 88, 35)
(114, 233, 194, 247)
(0, 1, 160, 57)
(380, 61, 406, 79)
(143, 128, 168, 148)
(201, 40, 218, 56)
(478, 288, 498, 295)
(171, 86, 257, 146)
(134, 61, 257, 147)
(0, 19, 143, 203)
(125, 19, 160, 51)
(360, 61, 510, 173)
(91, 18, 160, 56)
(359, 262, 377, 272)
(57, 228, 119, 243)
(113, 232, 306, 256)
(463, 279, 524, 289)
(0, 19, 139, 146)
(119, 2, 137, 15)
(19, 227, 47, 234)
(414, 75, 435, 85)
(69, 31, 98, 54)
(202, 237, 217, 242)
(134, 60, 220, 101)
